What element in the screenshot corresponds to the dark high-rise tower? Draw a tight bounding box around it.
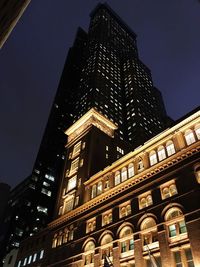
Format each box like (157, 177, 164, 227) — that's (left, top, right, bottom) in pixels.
(2, 3, 171, 263)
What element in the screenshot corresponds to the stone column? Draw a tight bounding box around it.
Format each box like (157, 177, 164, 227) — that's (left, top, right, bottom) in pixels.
(186, 218, 200, 266)
(94, 252, 100, 267)
(157, 226, 174, 267)
(134, 235, 145, 267)
(174, 132, 186, 150)
(113, 246, 120, 267)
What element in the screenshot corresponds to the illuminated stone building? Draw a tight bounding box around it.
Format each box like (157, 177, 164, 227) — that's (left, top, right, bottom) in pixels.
(16, 108, 200, 267)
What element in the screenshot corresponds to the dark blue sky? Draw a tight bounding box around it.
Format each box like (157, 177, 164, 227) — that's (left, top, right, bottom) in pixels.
(0, 0, 199, 188)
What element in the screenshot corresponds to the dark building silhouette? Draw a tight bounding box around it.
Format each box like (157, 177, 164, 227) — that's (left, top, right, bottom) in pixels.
(2, 3, 172, 264)
(0, 183, 10, 264)
(0, 0, 30, 48)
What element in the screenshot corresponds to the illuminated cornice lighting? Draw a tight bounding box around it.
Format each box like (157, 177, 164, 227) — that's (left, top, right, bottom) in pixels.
(65, 108, 118, 143)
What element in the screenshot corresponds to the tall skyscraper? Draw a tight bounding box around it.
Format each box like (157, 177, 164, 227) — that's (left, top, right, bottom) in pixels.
(1, 3, 171, 264)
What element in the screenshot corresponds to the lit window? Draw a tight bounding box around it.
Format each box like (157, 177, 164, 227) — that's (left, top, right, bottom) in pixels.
(84, 241, 95, 265)
(121, 167, 127, 182)
(23, 258, 27, 266)
(70, 158, 79, 174)
(194, 166, 200, 183)
(40, 250, 44, 259)
(149, 151, 157, 166)
(119, 226, 134, 253)
(72, 141, 81, 157)
(157, 146, 166, 161)
(86, 218, 96, 233)
(67, 175, 77, 191)
(43, 181, 50, 187)
(100, 234, 113, 259)
(119, 201, 131, 218)
(139, 193, 153, 209)
(166, 140, 175, 156)
(37, 206, 48, 214)
(185, 129, 195, 145)
(128, 163, 134, 178)
(140, 217, 157, 246)
(63, 196, 74, 213)
(97, 181, 103, 195)
(102, 210, 112, 226)
(114, 171, 120, 185)
(28, 255, 32, 264)
(194, 124, 200, 140)
(91, 185, 97, 199)
(160, 181, 178, 199)
(165, 208, 187, 239)
(33, 253, 37, 262)
(45, 174, 55, 182)
(17, 261, 21, 267)
(41, 188, 51, 197)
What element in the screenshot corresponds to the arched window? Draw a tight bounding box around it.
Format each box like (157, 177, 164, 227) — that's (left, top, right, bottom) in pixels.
(157, 146, 166, 161)
(121, 167, 127, 182)
(165, 208, 187, 238)
(141, 217, 156, 231)
(63, 228, 69, 243)
(57, 231, 63, 246)
(101, 234, 113, 259)
(161, 181, 177, 199)
(84, 240, 95, 265)
(97, 181, 103, 195)
(140, 217, 157, 246)
(149, 151, 157, 166)
(194, 124, 200, 140)
(101, 234, 113, 246)
(194, 166, 200, 183)
(139, 194, 153, 209)
(128, 163, 134, 178)
(166, 140, 175, 156)
(91, 185, 97, 199)
(115, 171, 121, 185)
(185, 129, 196, 145)
(52, 233, 58, 248)
(119, 226, 134, 252)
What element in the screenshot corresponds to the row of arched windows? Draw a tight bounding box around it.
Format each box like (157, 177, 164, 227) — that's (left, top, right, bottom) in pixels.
(90, 125, 200, 200)
(82, 206, 187, 265)
(52, 226, 74, 248)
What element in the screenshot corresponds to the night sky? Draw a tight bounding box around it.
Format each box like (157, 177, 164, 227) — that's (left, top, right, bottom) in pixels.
(0, 0, 199, 189)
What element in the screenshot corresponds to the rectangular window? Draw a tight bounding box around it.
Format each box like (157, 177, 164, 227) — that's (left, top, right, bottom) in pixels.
(72, 141, 81, 157)
(40, 250, 44, 259)
(37, 206, 48, 214)
(179, 221, 187, 234)
(67, 175, 77, 191)
(28, 255, 32, 264)
(45, 174, 55, 181)
(185, 248, 194, 267)
(169, 224, 177, 237)
(64, 197, 74, 213)
(102, 210, 112, 226)
(33, 253, 37, 262)
(70, 158, 79, 174)
(41, 188, 51, 197)
(173, 251, 182, 267)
